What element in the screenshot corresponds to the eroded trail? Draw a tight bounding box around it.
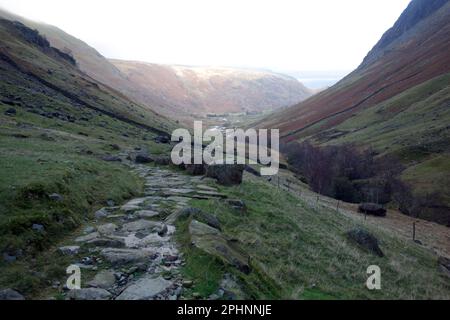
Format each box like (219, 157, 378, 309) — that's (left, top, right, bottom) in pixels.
(60, 164, 225, 300)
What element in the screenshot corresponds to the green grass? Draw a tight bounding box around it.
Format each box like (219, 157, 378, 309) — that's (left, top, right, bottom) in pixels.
(176, 176, 450, 300)
(0, 92, 170, 296)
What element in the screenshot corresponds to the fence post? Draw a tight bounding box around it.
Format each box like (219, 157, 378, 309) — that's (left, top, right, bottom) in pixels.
(336, 200, 340, 212)
(413, 222, 416, 241)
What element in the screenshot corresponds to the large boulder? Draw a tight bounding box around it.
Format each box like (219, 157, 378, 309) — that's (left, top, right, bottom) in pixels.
(189, 220, 250, 274)
(347, 229, 384, 257)
(205, 164, 244, 186)
(358, 203, 387, 217)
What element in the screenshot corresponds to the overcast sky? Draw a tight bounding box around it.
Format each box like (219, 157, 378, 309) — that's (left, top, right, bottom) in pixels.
(0, 0, 410, 72)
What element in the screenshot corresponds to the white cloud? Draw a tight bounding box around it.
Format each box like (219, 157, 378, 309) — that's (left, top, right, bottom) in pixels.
(0, 0, 411, 71)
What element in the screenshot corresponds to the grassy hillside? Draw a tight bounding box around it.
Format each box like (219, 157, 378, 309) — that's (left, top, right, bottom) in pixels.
(254, 0, 450, 225)
(302, 74, 450, 224)
(0, 18, 173, 293)
(176, 173, 450, 299)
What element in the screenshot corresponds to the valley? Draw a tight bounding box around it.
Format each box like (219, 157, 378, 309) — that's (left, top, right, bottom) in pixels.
(0, 0, 449, 302)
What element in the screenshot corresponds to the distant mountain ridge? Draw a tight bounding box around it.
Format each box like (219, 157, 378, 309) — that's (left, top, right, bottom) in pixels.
(0, 8, 312, 122)
(110, 60, 312, 118)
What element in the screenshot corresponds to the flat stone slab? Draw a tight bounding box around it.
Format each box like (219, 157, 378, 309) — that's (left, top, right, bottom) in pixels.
(166, 188, 195, 194)
(87, 270, 116, 290)
(196, 190, 227, 198)
(166, 196, 191, 203)
(122, 219, 162, 232)
(67, 288, 112, 300)
(121, 204, 141, 212)
(101, 248, 155, 265)
(136, 210, 160, 219)
(75, 232, 99, 243)
(115, 276, 173, 300)
(123, 197, 149, 206)
(196, 185, 218, 191)
(87, 237, 126, 248)
(97, 223, 118, 235)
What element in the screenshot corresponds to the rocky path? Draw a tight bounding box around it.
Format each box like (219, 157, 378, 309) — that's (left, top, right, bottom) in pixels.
(59, 164, 226, 300)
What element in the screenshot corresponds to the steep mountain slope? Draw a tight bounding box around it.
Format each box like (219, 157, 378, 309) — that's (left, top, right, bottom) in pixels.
(110, 61, 312, 118)
(0, 17, 175, 276)
(256, 0, 450, 224)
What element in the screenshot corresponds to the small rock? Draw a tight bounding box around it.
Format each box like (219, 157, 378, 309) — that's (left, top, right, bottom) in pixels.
(358, 203, 387, 217)
(126, 267, 138, 275)
(87, 238, 125, 248)
(67, 288, 112, 300)
(135, 152, 154, 164)
(158, 224, 169, 237)
(83, 226, 96, 234)
(164, 255, 178, 262)
(154, 156, 171, 166)
(106, 200, 115, 207)
(97, 223, 118, 235)
(122, 220, 160, 232)
(0, 289, 25, 300)
(182, 280, 193, 288)
(4, 108, 17, 116)
(59, 246, 80, 256)
(75, 232, 99, 243)
(136, 210, 160, 219)
(95, 208, 109, 219)
(227, 199, 247, 211)
(49, 193, 63, 202)
(32, 224, 45, 232)
(81, 257, 94, 265)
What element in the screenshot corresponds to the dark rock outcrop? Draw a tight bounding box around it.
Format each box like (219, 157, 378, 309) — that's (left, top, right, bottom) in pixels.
(154, 135, 170, 144)
(135, 152, 154, 164)
(205, 164, 244, 186)
(347, 229, 384, 257)
(185, 164, 206, 176)
(358, 203, 387, 217)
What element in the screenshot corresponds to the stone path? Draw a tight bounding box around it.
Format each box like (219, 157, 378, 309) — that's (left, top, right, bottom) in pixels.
(61, 164, 226, 300)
